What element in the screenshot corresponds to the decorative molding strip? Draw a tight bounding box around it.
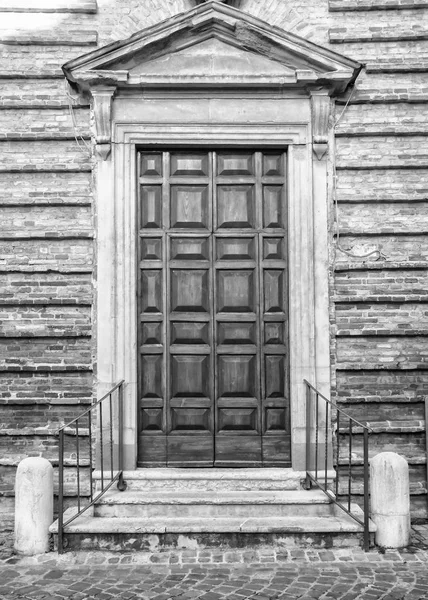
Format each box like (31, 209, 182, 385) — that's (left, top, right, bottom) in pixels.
(329, 0, 428, 10)
(0, 104, 90, 109)
(114, 123, 307, 146)
(366, 64, 428, 73)
(0, 30, 98, 46)
(0, 0, 97, 12)
(195, 0, 242, 6)
(0, 72, 64, 79)
(329, 27, 428, 43)
(335, 130, 428, 137)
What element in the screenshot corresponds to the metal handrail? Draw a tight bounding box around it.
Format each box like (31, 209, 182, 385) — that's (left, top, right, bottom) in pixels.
(57, 380, 126, 553)
(303, 379, 372, 551)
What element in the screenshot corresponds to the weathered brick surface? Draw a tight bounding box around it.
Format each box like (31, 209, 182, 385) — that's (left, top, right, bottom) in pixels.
(0, 371, 93, 403)
(0, 338, 92, 370)
(336, 136, 428, 168)
(0, 43, 91, 75)
(0, 464, 91, 497)
(339, 72, 428, 103)
(332, 40, 428, 71)
(335, 235, 428, 263)
(336, 336, 428, 368)
(0, 0, 97, 12)
(0, 272, 92, 304)
(0, 403, 91, 429)
(335, 168, 428, 201)
(330, 0, 428, 8)
(330, 21, 428, 43)
(338, 430, 426, 464)
(0, 140, 90, 171)
(337, 202, 428, 234)
(0, 171, 91, 204)
(335, 370, 428, 402)
(337, 400, 425, 422)
(0, 107, 89, 138)
(0, 305, 91, 337)
(335, 103, 428, 134)
(337, 464, 426, 493)
(0, 205, 92, 238)
(335, 303, 428, 335)
(0, 29, 98, 45)
(0, 431, 90, 464)
(0, 203, 92, 235)
(334, 269, 428, 301)
(0, 239, 93, 270)
(0, 79, 88, 107)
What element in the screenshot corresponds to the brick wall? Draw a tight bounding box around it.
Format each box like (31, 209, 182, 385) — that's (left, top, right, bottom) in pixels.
(0, 0, 426, 524)
(325, 0, 428, 515)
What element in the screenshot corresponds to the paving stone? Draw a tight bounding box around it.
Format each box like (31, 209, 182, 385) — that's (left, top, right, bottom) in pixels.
(2, 530, 428, 600)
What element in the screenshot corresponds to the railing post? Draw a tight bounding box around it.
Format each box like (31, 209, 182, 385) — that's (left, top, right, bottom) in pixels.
(58, 429, 64, 554)
(363, 427, 370, 551)
(302, 380, 372, 552)
(117, 381, 127, 491)
(305, 382, 311, 490)
(335, 410, 340, 498)
(324, 401, 329, 490)
(56, 380, 126, 553)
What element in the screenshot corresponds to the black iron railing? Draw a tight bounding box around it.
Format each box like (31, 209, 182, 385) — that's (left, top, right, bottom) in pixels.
(304, 380, 371, 551)
(57, 380, 126, 553)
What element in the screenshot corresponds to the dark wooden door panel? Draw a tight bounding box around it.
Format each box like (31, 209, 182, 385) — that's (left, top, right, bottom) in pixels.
(138, 150, 290, 467)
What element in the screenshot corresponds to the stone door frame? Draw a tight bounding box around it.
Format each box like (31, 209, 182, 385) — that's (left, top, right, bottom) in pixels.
(95, 97, 332, 472)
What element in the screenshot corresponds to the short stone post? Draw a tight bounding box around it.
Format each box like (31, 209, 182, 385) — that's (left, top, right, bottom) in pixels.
(370, 452, 411, 548)
(14, 457, 53, 555)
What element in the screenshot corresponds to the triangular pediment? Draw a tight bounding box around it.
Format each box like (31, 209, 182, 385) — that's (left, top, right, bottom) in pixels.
(130, 38, 296, 78)
(64, 1, 361, 94)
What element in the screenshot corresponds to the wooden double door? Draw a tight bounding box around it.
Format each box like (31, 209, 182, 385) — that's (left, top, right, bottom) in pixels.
(138, 150, 290, 467)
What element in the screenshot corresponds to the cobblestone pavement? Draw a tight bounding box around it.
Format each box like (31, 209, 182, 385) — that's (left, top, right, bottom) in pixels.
(1, 525, 428, 600)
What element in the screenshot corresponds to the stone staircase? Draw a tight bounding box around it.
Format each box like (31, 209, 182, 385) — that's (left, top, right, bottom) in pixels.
(50, 469, 376, 551)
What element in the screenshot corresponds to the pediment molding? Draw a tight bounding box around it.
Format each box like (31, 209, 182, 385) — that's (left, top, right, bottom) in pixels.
(63, 1, 361, 160)
(63, 1, 361, 94)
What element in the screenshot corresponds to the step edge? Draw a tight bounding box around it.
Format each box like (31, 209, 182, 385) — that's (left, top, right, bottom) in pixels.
(93, 469, 307, 482)
(51, 515, 372, 535)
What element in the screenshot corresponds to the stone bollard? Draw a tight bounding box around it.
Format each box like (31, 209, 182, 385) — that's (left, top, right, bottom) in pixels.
(370, 452, 411, 548)
(14, 457, 53, 555)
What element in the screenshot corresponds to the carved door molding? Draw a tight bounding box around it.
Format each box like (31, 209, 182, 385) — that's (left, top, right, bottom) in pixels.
(100, 116, 330, 471)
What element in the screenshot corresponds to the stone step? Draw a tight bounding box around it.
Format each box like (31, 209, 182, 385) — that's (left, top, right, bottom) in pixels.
(50, 506, 376, 551)
(93, 468, 306, 492)
(93, 489, 337, 519)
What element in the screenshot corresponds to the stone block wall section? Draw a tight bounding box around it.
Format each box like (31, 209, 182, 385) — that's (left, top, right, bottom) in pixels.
(0, 0, 426, 528)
